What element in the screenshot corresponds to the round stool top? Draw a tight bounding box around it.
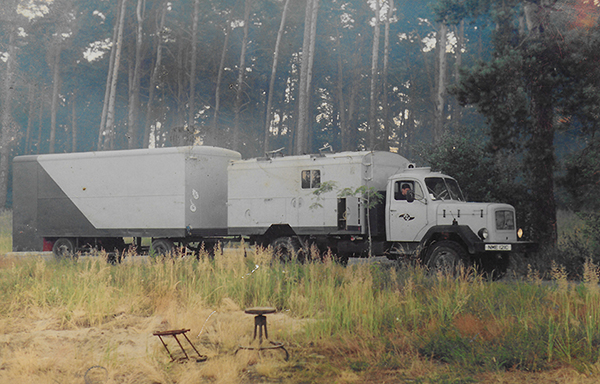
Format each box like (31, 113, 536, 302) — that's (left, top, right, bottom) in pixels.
(245, 307, 277, 315)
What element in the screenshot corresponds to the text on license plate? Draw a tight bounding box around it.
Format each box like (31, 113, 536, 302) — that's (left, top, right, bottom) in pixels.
(485, 244, 512, 251)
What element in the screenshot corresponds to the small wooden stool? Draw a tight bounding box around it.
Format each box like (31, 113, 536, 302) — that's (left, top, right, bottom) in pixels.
(153, 329, 207, 362)
(236, 307, 289, 360)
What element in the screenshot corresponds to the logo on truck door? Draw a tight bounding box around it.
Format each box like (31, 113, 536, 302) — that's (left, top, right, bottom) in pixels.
(399, 213, 415, 221)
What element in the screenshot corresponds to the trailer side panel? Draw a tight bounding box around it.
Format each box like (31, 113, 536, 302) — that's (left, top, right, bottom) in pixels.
(12, 146, 240, 251)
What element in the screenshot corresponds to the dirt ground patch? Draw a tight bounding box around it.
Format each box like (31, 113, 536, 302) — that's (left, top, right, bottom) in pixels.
(0, 300, 302, 384)
(2, 309, 600, 384)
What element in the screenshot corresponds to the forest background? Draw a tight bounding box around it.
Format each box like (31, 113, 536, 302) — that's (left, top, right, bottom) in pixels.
(1, 0, 599, 256)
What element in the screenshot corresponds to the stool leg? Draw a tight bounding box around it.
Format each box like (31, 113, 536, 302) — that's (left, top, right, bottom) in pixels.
(263, 318, 269, 340)
(157, 335, 176, 361)
(255, 315, 267, 343)
(173, 335, 189, 360)
(182, 332, 205, 360)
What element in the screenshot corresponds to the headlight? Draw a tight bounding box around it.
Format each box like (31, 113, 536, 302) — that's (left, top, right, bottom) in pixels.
(517, 228, 523, 239)
(478, 228, 489, 240)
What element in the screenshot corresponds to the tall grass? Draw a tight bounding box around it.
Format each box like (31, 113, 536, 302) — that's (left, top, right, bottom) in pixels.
(0, 210, 11, 254)
(2, 210, 600, 381)
(2, 246, 600, 379)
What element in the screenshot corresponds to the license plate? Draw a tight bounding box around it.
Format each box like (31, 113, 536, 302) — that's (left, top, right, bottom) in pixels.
(485, 244, 512, 251)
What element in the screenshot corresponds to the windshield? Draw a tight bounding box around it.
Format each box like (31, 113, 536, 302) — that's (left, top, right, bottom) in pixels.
(425, 177, 465, 201)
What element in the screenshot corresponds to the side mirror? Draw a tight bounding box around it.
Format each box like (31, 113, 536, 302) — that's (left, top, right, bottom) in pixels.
(406, 190, 415, 203)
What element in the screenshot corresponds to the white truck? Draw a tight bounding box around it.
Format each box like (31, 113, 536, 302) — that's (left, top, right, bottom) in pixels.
(13, 145, 532, 274)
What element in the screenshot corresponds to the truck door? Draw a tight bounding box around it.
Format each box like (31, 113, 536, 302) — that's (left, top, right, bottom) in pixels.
(387, 179, 428, 241)
(296, 169, 324, 230)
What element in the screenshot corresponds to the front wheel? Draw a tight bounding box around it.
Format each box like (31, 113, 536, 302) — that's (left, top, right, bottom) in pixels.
(474, 253, 509, 280)
(426, 241, 469, 276)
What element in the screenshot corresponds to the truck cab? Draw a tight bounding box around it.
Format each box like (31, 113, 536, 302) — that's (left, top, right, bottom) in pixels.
(385, 167, 527, 275)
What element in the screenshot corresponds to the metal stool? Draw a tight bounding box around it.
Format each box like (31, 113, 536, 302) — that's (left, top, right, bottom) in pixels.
(153, 328, 207, 362)
(236, 307, 289, 360)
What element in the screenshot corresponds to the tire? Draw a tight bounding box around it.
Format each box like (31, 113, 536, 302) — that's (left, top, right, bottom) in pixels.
(475, 253, 509, 280)
(52, 238, 76, 259)
(426, 240, 469, 276)
(97, 238, 126, 264)
(151, 238, 175, 257)
(271, 237, 305, 262)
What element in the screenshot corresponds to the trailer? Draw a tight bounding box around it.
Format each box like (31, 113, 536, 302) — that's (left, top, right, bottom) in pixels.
(13, 145, 534, 275)
(13, 146, 240, 255)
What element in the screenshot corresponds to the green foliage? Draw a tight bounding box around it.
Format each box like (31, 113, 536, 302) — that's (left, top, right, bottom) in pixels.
(311, 181, 383, 210)
(444, 0, 600, 246)
(561, 138, 600, 211)
(559, 137, 600, 257)
(420, 133, 499, 202)
(338, 185, 383, 210)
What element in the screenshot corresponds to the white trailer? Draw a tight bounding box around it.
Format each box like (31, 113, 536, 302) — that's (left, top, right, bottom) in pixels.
(13, 146, 240, 254)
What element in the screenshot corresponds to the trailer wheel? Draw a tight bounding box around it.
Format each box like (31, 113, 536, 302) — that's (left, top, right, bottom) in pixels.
(53, 238, 76, 259)
(271, 237, 304, 262)
(426, 240, 468, 276)
(151, 238, 175, 257)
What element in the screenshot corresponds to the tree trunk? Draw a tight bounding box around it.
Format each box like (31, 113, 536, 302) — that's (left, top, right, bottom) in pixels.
(528, 92, 557, 245)
(127, 0, 144, 149)
(98, 0, 121, 150)
(0, 29, 16, 208)
(176, 40, 185, 127)
(264, 0, 290, 154)
(71, 93, 77, 152)
(296, 0, 312, 155)
(433, 22, 448, 144)
(368, 0, 381, 150)
(37, 93, 43, 154)
(49, 46, 61, 153)
(144, 1, 167, 147)
(524, 1, 557, 246)
(452, 20, 464, 130)
(381, 0, 393, 151)
(103, 0, 128, 150)
(188, 0, 200, 131)
(211, 17, 232, 147)
(25, 84, 35, 154)
(295, 0, 319, 155)
(233, 0, 252, 151)
(346, 39, 363, 151)
(335, 33, 347, 152)
(305, 0, 319, 153)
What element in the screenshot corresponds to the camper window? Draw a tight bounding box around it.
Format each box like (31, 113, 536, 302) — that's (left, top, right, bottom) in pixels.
(301, 170, 321, 189)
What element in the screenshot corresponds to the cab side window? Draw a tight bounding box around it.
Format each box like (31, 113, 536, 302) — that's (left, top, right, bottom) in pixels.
(394, 180, 424, 201)
(394, 181, 414, 200)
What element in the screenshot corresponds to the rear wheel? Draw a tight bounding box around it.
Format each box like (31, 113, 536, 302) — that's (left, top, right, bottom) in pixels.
(151, 238, 175, 257)
(426, 241, 469, 276)
(52, 238, 76, 259)
(271, 237, 305, 262)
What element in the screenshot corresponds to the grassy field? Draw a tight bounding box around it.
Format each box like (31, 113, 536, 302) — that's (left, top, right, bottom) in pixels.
(2, 211, 600, 383)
